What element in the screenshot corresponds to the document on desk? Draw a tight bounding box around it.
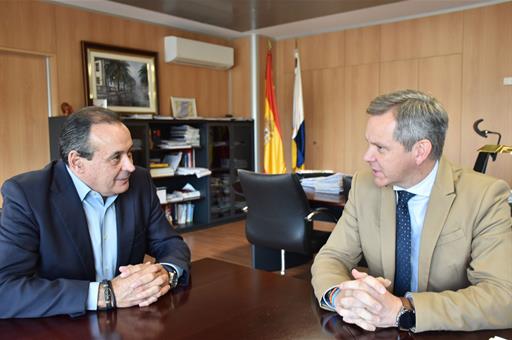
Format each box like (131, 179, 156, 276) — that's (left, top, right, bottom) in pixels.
(300, 173, 346, 194)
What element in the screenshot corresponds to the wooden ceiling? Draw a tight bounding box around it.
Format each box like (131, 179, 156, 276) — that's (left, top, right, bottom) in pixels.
(110, 0, 404, 32)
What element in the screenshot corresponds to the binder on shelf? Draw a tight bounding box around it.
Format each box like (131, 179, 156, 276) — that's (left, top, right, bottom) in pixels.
(173, 202, 194, 225)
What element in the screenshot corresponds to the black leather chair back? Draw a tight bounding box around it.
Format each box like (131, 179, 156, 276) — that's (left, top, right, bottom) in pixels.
(239, 170, 314, 254)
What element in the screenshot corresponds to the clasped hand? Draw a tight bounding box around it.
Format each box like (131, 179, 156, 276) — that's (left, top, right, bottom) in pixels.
(111, 262, 171, 308)
(332, 269, 403, 331)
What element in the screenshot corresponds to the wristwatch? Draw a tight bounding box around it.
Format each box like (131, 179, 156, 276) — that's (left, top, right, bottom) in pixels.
(168, 266, 179, 289)
(98, 280, 116, 311)
(396, 298, 415, 330)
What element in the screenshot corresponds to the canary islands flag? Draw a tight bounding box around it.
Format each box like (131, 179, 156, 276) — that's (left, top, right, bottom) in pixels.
(292, 49, 305, 171)
(263, 49, 286, 174)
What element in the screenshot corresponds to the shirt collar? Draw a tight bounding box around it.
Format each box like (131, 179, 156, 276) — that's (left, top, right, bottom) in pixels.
(393, 160, 439, 197)
(66, 165, 118, 205)
(66, 165, 92, 202)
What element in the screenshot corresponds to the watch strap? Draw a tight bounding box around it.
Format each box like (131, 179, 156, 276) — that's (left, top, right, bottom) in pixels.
(168, 266, 179, 288)
(98, 280, 116, 311)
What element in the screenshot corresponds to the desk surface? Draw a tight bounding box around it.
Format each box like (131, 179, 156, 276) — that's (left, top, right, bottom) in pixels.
(1, 258, 510, 340)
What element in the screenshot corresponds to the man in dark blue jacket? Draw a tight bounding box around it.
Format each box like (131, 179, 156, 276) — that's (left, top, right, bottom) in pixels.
(0, 107, 190, 318)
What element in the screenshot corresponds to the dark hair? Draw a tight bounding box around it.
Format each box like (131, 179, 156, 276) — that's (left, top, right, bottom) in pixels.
(59, 106, 121, 164)
(366, 89, 449, 160)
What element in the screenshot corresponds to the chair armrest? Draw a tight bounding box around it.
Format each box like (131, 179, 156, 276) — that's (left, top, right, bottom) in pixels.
(305, 208, 338, 223)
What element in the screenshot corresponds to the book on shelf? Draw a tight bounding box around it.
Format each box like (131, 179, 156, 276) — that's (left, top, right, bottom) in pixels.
(150, 166, 175, 178)
(149, 162, 169, 169)
(162, 152, 182, 172)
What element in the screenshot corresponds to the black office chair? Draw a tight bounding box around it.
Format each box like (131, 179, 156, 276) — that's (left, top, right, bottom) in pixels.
(238, 170, 338, 275)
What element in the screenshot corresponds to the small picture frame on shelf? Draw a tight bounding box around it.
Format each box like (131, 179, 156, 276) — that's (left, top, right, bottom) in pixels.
(171, 97, 197, 119)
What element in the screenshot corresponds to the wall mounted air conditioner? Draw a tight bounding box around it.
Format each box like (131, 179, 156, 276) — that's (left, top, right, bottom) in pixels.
(164, 36, 234, 70)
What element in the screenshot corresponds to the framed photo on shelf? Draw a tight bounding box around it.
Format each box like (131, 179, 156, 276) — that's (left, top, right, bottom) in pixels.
(81, 41, 158, 114)
(171, 97, 197, 118)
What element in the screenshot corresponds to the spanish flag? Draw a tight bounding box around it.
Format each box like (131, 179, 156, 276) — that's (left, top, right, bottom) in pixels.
(263, 49, 286, 174)
(292, 49, 305, 171)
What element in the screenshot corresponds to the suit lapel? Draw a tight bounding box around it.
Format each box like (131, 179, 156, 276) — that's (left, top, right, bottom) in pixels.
(50, 162, 95, 280)
(380, 186, 397, 283)
(417, 158, 456, 291)
(115, 191, 136, 272)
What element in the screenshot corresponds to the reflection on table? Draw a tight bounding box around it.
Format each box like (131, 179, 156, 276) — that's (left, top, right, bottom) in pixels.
(0, 258, 510, 340)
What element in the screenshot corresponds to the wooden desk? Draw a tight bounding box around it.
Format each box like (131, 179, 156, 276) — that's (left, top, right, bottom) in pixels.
(1, 259, 510, 339)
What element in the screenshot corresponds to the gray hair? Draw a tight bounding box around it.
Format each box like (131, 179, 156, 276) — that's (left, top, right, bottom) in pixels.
(59, 106, 121, 164)
(367, 89, 448, 160)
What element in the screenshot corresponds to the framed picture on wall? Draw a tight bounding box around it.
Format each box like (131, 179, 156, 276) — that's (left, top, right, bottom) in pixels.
(81, 41, 159, 114)
(171, 97, 198, 119)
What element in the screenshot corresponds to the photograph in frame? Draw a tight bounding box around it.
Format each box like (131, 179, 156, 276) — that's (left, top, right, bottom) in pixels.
(171, 97, 198, 119)
(82, 41, 158, 114)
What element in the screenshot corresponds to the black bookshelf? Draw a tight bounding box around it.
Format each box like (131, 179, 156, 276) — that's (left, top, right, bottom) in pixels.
(48, 117, 254, 232)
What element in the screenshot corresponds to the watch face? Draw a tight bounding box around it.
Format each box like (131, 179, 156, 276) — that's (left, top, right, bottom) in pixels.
(169, 270, 178, 288)
(399, 310, 416, 329)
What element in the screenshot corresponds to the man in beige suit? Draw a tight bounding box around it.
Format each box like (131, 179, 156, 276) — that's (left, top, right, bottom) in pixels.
(311, 89, 512, 332)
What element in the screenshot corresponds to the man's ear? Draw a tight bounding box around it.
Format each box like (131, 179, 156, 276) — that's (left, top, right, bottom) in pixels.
(413, 139, 432, 165)
(68, 151, 84, 173)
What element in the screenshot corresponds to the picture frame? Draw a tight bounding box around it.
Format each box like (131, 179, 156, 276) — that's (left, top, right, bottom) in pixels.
(171, 97, 198, 118)
(81, 41, 158, 114)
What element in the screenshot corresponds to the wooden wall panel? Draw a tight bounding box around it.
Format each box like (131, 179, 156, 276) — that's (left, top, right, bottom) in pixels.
(0, 50, 50, 205)
(298, 31, 344, 71)
(0, 0, 56, 54)
(231, 37, 251, 117)
(419, 54, 462, 164)
(379, 59, 418, 94)
(273, 3, 509, 184)
(344, 63, 381, 174)
(53, 5, 230, 117)
(0, 1, 233, 191)
(380, 12, 463, 62)
(345, 25, 380, 66)
(461, 2, 512, 183)
(277, 72, 294, 172)
(276, 38, 296, 75)
(302, 68, 345, 170)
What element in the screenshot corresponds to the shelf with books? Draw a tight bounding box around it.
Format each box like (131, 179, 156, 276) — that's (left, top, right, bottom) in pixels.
(116, 118, 253, 232)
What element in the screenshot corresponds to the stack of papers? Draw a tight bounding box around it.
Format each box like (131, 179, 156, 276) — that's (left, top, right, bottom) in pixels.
(166, 183, 201, 203)
(176, 167, 212, 178)
(170, 125, 200, 147)
(158, 140, 191, 149)
(300, 173, 345, 194)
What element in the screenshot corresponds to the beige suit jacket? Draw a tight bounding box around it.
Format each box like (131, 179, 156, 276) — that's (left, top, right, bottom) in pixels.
(311, 158, 512, 332)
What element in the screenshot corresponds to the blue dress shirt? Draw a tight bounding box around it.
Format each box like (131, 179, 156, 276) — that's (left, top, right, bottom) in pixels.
(66, 167, 118, 310)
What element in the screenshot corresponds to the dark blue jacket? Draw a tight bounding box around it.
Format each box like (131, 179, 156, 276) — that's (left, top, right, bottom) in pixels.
(0, 160, 190, 318)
